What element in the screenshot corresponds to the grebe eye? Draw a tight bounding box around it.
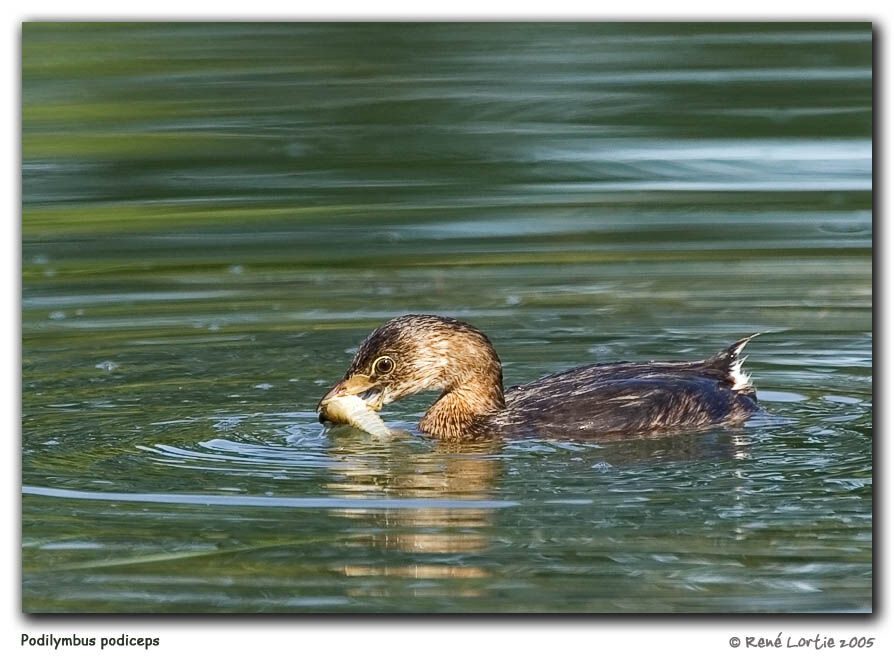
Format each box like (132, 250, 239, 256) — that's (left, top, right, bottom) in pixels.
(373, 356, 394, 375)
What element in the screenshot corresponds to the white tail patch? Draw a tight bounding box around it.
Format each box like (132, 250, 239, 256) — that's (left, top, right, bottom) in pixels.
(728, 333, 759, 391)
(729, 355, 751, 391)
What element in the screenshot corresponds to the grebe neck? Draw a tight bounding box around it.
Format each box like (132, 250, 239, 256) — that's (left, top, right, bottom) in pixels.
(419, 374, 505, 440)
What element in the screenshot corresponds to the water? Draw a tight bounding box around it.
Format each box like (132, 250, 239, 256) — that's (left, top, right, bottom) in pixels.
(22, 23, 872, 613)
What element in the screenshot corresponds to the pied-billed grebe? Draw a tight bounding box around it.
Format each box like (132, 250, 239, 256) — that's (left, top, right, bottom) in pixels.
(317, 314, 760, 441)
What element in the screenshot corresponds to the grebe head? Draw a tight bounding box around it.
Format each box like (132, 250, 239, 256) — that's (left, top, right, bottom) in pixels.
(317, 314, 504, 418)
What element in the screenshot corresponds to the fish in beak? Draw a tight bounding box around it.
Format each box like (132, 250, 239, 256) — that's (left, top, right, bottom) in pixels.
(317, 374, 387, 423)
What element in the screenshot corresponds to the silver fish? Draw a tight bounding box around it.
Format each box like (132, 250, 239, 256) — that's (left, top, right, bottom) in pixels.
(319, 394, 392, 439)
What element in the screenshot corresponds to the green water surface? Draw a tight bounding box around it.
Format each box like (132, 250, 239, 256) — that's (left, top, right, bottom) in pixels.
(22, 22, 872, 613)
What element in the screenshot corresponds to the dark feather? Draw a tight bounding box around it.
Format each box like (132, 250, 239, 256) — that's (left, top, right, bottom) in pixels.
(496, 336, 760, 438)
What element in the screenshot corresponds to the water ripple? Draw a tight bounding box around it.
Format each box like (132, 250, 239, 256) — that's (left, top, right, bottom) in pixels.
(23, 485, 519, 510)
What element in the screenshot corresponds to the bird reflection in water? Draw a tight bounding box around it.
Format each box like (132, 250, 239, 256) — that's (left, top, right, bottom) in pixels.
(318, 423, 760, 598)
(323, 430, 501, 591)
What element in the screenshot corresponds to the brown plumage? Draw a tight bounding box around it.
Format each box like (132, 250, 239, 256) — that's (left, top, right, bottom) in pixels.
(317, 314, 760, 442)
